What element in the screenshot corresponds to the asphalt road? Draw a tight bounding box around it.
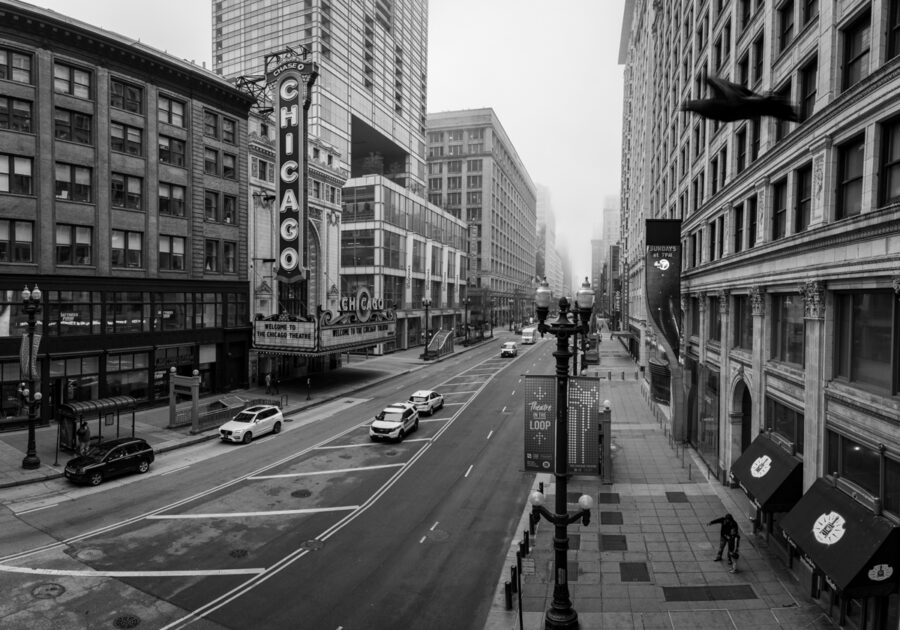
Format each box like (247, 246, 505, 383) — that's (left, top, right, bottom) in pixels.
(0, 338, 552, 630)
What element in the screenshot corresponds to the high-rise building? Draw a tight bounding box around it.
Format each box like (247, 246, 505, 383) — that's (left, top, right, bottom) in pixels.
(537, 185, 564, 300)
(213, 0, 428, 192)
(620, 2, 900, 624)
(426, 108, 537, 333)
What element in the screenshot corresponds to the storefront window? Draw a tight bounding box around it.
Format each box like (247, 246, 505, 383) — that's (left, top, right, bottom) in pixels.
(51, 355, 99, 403)
(835, 291, 897, 393)
(708, 296, 722, 342)
(698, 367, 720, 470)
(106, 352, 149, 401)
(47, 290, 100, 336)
(0, 291, 40, 337)
(153, 292, 188, 331)
(0, 359, 40, 418)
(106, 292, 149, 333)
(195, 292, 221, 329)
(384, 275, 405, 309)
(766, 396, 805, 454)
(772, 293, 805, 364)
(827, 430, 884, 502)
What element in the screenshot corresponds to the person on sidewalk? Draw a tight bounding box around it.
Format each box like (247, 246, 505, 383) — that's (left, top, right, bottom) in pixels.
(76, 420, 91, 455)
(265, 372, 272, 394)
(273, 376, 280, 394)
(708, 513, 740, 567)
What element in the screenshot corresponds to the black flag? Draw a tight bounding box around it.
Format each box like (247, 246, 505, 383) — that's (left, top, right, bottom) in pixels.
(680, 75, 798, 122)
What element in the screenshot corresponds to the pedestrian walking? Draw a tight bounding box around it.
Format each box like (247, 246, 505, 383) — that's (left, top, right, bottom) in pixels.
(274, 376, 280, 394)
(76, 419, 91, 455)
(708, 513, 741, 572)
(265, 372, 272, 394)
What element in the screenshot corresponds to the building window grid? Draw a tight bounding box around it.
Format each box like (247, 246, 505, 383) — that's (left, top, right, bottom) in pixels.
(55, 224, 92, 266)
(0, 219, 33, 262)
(110, 78, 143, 114)
(837, 135, 865, 219)
(111, 230, 143, 268)
(0, 96, 32, 133)
(111, 173, 143, 210)
(842, 12, 871, 91)
(53, 62, 91, 99)
(110, 122, 142, 156)
(0, 47, 33, 84)
(0, 154, 33, 195)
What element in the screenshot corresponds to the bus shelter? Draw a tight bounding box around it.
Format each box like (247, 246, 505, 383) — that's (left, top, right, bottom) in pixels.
(58, 396, 137, 453)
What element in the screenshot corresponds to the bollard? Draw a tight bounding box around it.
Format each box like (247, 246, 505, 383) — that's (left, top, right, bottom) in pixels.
(538, 481, 544, 493)
(504, 581, 513, 609)
(510, 565, 518, 592)
(608, 371, 612, 380)
(681, 446, 685, 468)
(518, 538, 528, 558)
(522, 530, 530, 555)
(621, 371, 625, 380)
(529, 512, 537, 535)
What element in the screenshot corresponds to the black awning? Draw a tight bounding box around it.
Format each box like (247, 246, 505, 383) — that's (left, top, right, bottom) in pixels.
(59, 396, 137, 418)
(780, 479, 900, 594)
(730, 433, 802, 512)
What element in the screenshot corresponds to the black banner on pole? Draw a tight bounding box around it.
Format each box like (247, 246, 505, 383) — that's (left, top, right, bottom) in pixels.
(645, 220, 682, 360)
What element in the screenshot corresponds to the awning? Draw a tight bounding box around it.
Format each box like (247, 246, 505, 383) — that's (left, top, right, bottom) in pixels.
(59, 396, 137, 418)
(780, 479, 900, 594)
(730, 433, 802, 512)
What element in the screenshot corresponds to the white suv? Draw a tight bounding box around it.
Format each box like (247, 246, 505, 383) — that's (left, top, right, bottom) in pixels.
(369, 402, 419, 442)
(408, 390, 444, 416)
(219, 405, 284, 444)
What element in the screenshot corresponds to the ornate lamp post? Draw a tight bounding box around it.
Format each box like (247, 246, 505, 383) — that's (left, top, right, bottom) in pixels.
(463, 297, 470, 346)
(422, 297, 432, 359)
(530, 276, 595, 630)
(20, 284, 42, 470)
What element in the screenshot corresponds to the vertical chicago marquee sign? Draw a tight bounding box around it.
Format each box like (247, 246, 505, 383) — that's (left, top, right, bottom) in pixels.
(266, 51, 319, 283)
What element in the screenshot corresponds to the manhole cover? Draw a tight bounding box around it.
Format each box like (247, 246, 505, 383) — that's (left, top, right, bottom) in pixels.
(32, 583, 65, 599)
(666, 491, 689, 503)
(229, 549, 248, 558)
(300, 540, 325, 550)
(662, 585, 757, 601)
(620, 562, 650, 582)
(113, 615, 141, 628)
(383, 450, 399, 457)
(73, 548, 105, 562)
(291, 489, 312, 498)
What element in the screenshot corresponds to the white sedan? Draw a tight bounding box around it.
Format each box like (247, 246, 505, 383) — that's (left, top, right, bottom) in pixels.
(219, 405, 284, 444)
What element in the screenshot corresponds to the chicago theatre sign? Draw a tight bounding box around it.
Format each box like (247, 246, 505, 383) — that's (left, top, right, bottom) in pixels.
(252, 50, 396, 355)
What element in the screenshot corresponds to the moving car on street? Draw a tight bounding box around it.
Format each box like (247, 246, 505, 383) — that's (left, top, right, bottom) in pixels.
(500, 341, 518, 357)
(64, 437, 154, 486)
(219, 405, 284, 444)
(369, 402, 419, 442)
(408, 389, 444, 416)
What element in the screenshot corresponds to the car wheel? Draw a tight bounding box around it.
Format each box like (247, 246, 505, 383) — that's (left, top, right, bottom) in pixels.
(413, 418, 419, 432)
(137, 460, 150, 474)
(89, 471, 103, 486)
(439, 400, 444, 410)
(242, 432, 253, 444)
(272, 421, 282, 434)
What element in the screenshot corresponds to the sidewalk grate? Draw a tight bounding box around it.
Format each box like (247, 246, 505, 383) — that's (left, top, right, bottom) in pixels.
(619, 562, 650, 582)
(597, 492, 620, 504)
(600, 534, 628, 551)
(666, 491, 689, 503)
(600, 511, 623, 525)
(662, 585, 757, 601)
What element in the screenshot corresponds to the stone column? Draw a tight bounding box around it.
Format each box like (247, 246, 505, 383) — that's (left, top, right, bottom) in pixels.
(750, 286, 766, 437)
(717, 290, 732, 472)
(802, 280, 825, 491)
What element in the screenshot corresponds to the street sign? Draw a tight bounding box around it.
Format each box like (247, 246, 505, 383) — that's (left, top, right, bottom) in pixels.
(524, 375, 555, 472)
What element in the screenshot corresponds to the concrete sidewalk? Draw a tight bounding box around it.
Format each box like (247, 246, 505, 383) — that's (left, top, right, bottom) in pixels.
(0, 334, 504, 490)
(484, 338, 837, 630)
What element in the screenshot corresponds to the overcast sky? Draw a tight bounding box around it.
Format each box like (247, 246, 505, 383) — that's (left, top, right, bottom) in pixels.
(34, 0, 626, 286)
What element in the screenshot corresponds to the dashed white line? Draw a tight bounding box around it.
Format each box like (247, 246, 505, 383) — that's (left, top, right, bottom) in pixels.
(464, 465, 473, 478)
(511, 390, 516, 396)
(502, 406, 507, 413)
(0, 566, 264, 577)
(487, 430, 494, 440)
(17, 504, 57, 515)
(160, 465, 191, 476)
(419, 536, 427, 544)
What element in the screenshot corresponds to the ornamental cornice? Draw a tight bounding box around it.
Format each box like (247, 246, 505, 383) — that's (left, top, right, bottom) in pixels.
(717, 289, 730, 314)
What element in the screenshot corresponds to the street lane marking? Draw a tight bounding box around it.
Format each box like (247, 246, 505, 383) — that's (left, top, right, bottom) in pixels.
(160, 465, 191, 476)
(17, 504, 57, 515)
(0, 565, 264, 577)
(464, 465, 473, 478)
(249, 463, 404, 479)
(430, 521, 439, 530)
(487, 430, 494, 440)
(147, 506, 358, 519)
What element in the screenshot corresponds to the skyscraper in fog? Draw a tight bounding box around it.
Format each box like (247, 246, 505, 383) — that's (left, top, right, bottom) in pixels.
(212, 0, 428, 190)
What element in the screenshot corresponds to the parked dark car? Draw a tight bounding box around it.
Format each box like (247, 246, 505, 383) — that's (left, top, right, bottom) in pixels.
(64, 437, 155, 486)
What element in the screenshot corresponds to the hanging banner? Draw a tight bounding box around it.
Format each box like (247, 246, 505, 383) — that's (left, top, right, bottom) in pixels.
(268, 54, 318, 284)
(567, 376, 601, 474)
(19, 333, 41, 379)
(524, 375, 555, 472)
(645, 220, 683, 360)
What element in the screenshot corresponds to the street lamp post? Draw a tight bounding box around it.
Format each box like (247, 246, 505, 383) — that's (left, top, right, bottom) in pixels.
(531, 276, 595, 630)
(20, 284, 42, 470)
(422, 297, 432, 360)
(463, 297, 470, 346)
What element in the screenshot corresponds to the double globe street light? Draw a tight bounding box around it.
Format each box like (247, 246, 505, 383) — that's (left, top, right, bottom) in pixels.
(422, 297, 432, 360)
(20, 284, 43, 470)
(529, 276, 595, 630)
